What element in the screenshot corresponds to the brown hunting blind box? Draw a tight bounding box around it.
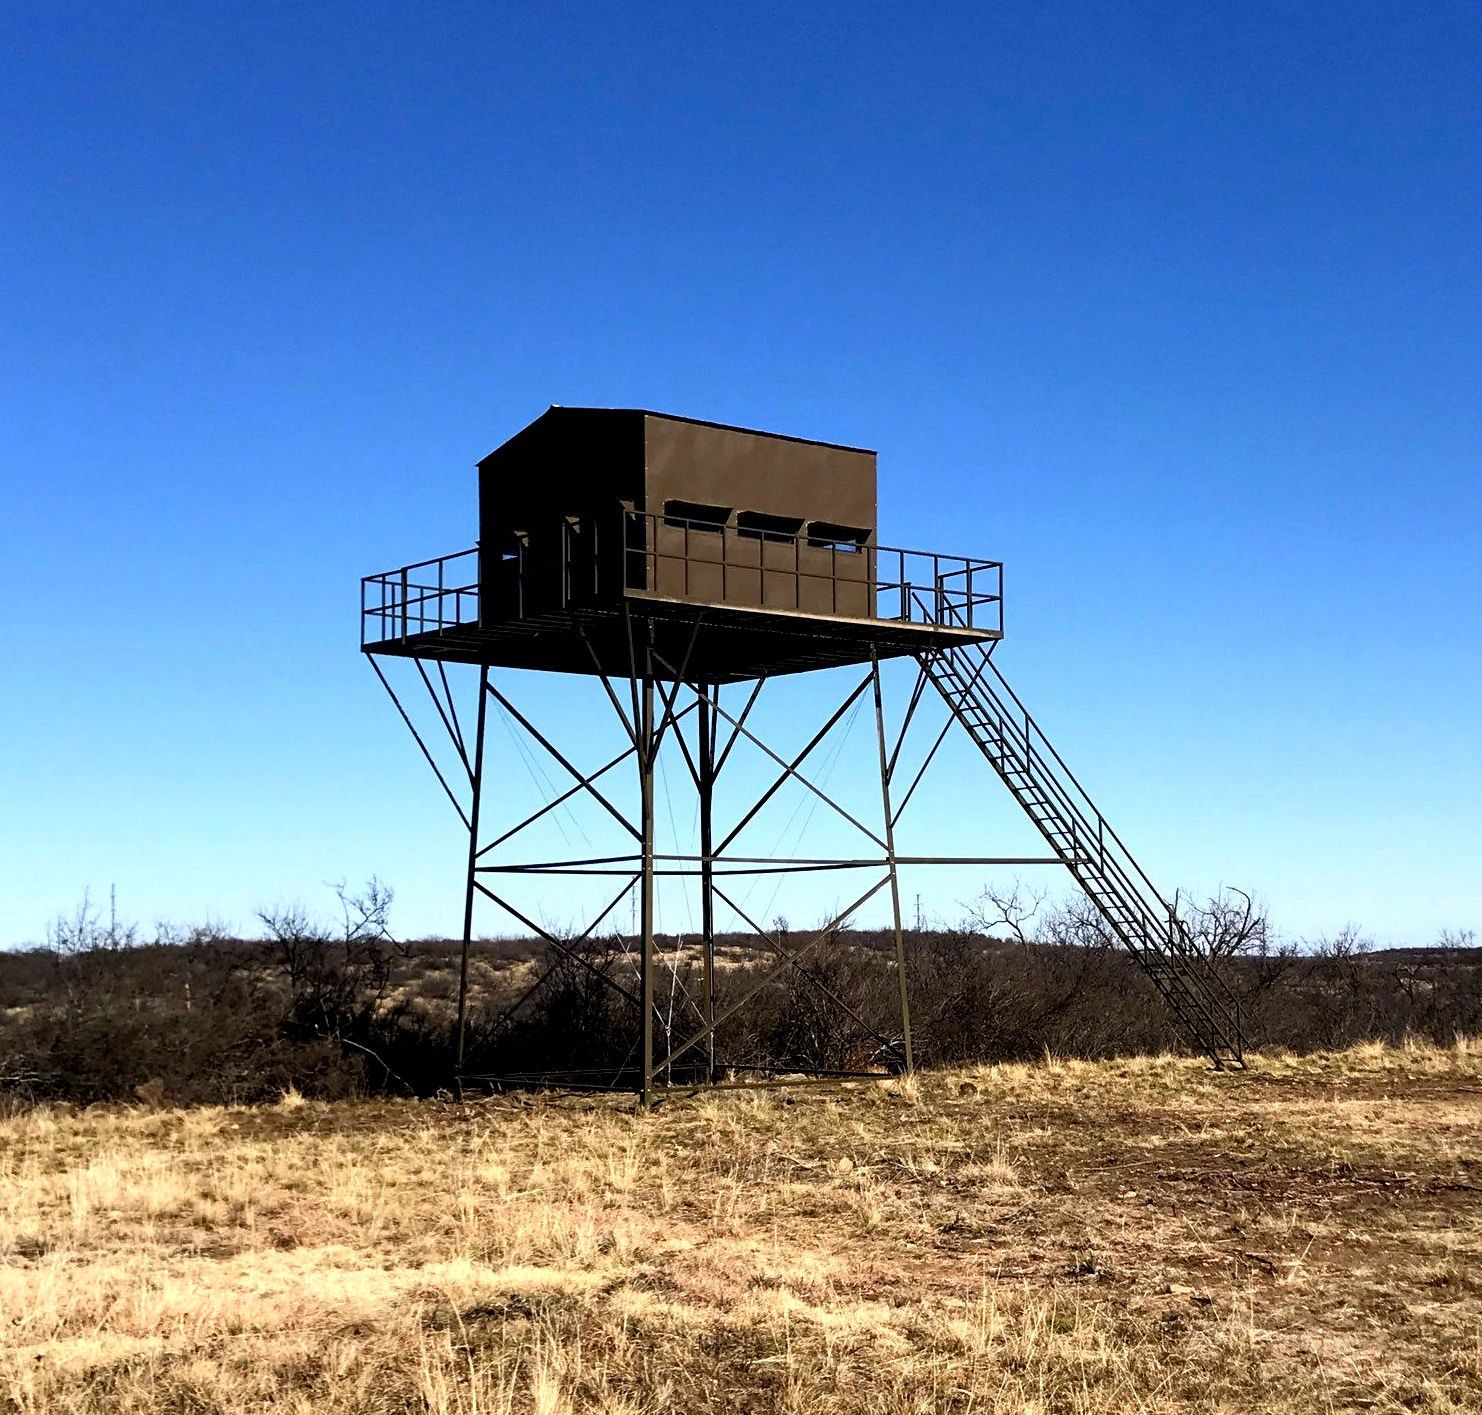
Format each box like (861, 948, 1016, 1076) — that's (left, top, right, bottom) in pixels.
(478, 407, 879, 624)
(367, 405, 1003, 681)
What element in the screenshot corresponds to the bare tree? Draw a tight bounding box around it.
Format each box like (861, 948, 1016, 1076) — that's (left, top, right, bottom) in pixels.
(966, 881, 1048, 945)
(1183, 887, 1269, 960)
(1038, 892, 1118, 951)
(1315, 923, 1371, 961)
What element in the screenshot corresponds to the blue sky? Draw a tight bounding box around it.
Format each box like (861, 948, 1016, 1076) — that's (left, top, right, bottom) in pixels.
(2, 1, 1478, 947)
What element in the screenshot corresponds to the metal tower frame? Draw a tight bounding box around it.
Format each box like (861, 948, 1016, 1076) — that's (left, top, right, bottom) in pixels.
(371, 607, 1064, 1105)
(363, 405, 1246, 1082)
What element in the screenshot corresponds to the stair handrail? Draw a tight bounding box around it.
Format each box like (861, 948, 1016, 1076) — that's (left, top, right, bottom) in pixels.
(945, 652, 1244, 1050)
(938, 652, 1179, 942)
(918, 624, 1243, 1038)
(990, 673, 1243, 1032)
(968, 658, 1243, 1027)
(918, 591, 1169, 912)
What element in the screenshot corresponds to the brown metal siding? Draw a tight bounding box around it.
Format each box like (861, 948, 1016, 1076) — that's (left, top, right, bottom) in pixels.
(641, 414, 875, 527)
(476, 407, 878, 623)
(642, 413, 876, 616)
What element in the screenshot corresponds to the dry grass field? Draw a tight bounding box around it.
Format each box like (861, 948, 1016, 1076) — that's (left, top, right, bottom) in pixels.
(1, 1040, 1478, 1414)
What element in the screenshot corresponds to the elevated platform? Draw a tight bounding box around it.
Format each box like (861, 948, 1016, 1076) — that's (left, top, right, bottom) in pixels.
(361, 538, 1002, 683)
(367, 591, 999, 683)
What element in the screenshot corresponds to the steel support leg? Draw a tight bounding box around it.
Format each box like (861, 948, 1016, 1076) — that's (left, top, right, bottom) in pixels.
(697, 682, 717, 1084)
(455, 665, 490, 1094)
(872, 651, 913, 1073)
(638, 642, 656, 1108)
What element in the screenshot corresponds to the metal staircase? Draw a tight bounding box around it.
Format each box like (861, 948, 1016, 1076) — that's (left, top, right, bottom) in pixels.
(919, 643, 1246, 1068)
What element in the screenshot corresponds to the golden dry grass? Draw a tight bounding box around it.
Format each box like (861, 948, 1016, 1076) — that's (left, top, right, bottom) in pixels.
(2, 1039, 1479, 1413)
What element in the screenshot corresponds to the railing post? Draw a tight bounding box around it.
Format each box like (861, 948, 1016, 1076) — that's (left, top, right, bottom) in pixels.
(400, 568, 408, 640)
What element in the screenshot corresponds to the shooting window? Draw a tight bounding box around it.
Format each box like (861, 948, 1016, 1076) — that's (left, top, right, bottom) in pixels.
(663, 499, 730, 532)
(736, 510, 805, 543)
(806, 521, 870, 553)
(492, 528, 527, 561)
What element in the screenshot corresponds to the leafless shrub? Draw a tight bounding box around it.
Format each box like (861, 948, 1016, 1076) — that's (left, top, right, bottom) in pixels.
(903, 884, 1162, 1061)
(2, 876, 1478, 1105)
(719, 937, 900, 1074)
(256, 878, 413, 1091)
(47, 889, 137, 954)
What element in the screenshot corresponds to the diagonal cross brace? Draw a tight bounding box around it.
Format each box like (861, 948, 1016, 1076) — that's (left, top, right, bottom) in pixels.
(486, 683, 642, 844)
(368, 656, 470, 829)
(476, 877, 641, 1034)
(706, 671, 884, 855)
(648, 876, 891, 1081)
(473, 880, 643, 1009)
(474, 700, 698, 859)
(713, 884, 904, 1064)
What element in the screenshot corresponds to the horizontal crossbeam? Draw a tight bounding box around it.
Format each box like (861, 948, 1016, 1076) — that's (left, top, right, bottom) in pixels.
(476, 853, 1062, 877)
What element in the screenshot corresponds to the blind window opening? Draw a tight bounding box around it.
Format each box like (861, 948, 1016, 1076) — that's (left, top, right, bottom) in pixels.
(736, 510, 805, 543)
(805, 521, 870, 553)
(663, 499, 731, 532)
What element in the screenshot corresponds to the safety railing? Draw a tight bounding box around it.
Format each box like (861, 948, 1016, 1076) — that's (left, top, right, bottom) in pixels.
(362, 547, 479, 647)
(622, 510, 1002, 632)
(362, 518, 1004, 647)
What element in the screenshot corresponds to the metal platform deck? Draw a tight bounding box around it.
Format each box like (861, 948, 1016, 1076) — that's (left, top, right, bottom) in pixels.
(365, 593, 995, 682)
